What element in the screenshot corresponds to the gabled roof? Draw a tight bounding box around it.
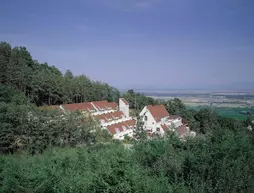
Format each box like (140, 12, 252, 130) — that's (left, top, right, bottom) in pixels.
(111, 111, 125, 119)
(91, 100, 108, 110)
(94, 111, 125, 123)
(107, 122, 127, 134)
(147, 104, 169, 122)
(107, 119, 136, 134)
(120, 98, 129, 105)
(176, 125, 189, 137)
(91, 101, 118, 111)
(62, 102, 95, 112)
(107, 102, 118, 110)
(124, 119, 136, 127)
(93, 114, 108, 122)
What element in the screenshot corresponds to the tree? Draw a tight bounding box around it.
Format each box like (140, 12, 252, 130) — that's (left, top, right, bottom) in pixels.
(133, 116, 147, 141)
(0, 42, 12, 84)
(64, 69, 74, 80)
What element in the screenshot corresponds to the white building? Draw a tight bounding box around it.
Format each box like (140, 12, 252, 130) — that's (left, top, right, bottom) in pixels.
(60, 98, 134, 140)
(140, 104, 196, 138)
(119, 98, 130, 118)
(106, 119, 136, 140)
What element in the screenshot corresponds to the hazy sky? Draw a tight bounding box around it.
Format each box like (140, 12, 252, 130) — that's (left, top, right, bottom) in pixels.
(1, 0, 254, 89)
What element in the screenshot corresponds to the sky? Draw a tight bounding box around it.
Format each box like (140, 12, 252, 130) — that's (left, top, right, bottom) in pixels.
(0, 0, 254, 90)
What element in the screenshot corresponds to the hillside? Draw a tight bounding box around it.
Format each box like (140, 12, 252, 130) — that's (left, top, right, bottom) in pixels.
(1, 42, 254, 192)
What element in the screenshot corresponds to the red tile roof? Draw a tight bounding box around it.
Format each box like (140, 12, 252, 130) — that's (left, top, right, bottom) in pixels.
(107, 102, 118, 110)
(111, 111, 125, 119)
(107, 122, 127, 134)
(147, 105, 169, 122)
(176, 125, 189, 137)
(107, 119, 136, 134)
(161, 124, 168, 132)
(91, 101, 119, 111)
(94, 111, 125, 123)
(62, 102, 95, 112)
(92, 100, 109, 110)
(120, 98, 129, 105)
(94, 114, 108, 122)
(124, 119, 136, 127)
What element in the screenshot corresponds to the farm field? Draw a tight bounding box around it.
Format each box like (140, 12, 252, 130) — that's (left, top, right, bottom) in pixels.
(188, 106, 254, 120)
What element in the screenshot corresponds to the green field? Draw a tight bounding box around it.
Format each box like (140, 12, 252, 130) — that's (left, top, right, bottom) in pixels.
(188, 106, 254, 120)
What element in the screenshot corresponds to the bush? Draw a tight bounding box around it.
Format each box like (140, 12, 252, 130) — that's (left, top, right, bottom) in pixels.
(1, 127, 253, 193)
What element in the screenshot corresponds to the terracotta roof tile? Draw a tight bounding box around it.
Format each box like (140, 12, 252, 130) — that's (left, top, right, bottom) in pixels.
(111, 111, 125, 119)
(176, 125, 189, 137)
(94, 114, 108, 122)
(107, 102, 118, 110)
(161, 124, 168, 132)
(120, 98, 129, 105)
(92, 100, 108, 110)
(107, 123, 125, 134)
(107, 119, 135, 134)
(94, 111, 125, 123)
(147, 105, 169, 122)
(125, 119, 136, 127)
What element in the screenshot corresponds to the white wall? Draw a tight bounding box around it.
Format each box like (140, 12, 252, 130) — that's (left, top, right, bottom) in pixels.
(113, 129, 134, 140)
(119, 99, 129, 118)
(140, 107, 157, 132)
(92, 109, 116, 116)
(101, 117, 133, 127)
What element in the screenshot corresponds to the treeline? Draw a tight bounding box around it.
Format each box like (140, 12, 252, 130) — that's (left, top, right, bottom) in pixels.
(0, 42, 120, 106)
(1, 128, 253, 192)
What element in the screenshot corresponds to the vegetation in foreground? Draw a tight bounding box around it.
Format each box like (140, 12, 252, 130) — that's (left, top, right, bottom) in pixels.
(1, 128, 254, 193)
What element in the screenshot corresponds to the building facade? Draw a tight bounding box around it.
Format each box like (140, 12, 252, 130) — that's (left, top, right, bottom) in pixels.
(140, 104, 196, 138)
(59, 98, 135, 140)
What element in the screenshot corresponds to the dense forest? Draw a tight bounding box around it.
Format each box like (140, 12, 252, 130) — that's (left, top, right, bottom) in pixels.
(1, 42, 254, 192)
(0, 42, 120, 106)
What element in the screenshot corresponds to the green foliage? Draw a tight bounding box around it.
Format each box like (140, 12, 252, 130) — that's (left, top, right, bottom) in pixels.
(122, 89, 157, 110)
(0, 128, 253, 192)
(0, 85, 109, 155)
(0, 42, 120, 106)
(133, 115, 147, 141)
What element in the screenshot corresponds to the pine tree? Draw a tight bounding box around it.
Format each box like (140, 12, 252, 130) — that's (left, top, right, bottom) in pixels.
(0, 42, 12, 84)
(133, 115, 147, 141)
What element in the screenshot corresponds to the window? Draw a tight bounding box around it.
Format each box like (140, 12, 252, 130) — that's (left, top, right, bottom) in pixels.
(145, 116, 148, 121)
(152, 122, 154, 124)
(156, 127, 160, 132)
